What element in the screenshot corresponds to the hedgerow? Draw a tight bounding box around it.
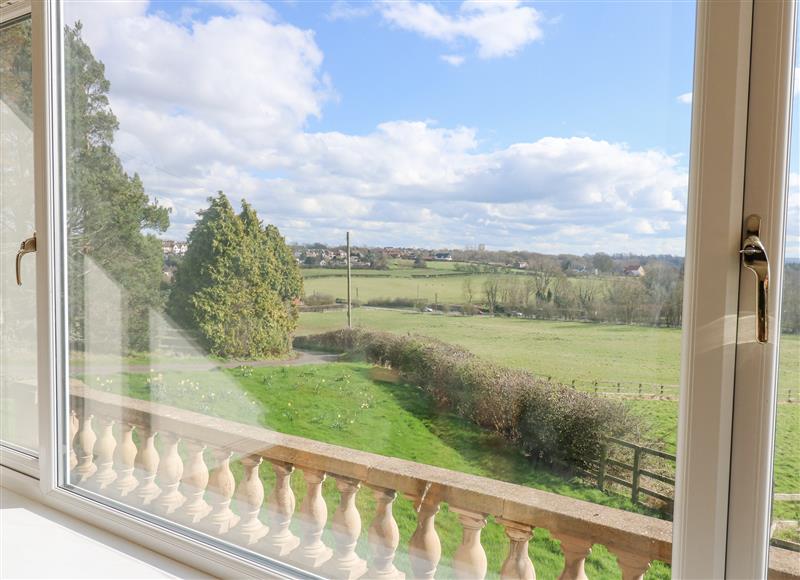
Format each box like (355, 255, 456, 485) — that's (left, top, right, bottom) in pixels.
(294, 328, 635, 469)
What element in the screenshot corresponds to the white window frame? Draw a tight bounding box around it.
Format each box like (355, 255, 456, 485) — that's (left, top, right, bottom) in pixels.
(0, 0, 796, 577)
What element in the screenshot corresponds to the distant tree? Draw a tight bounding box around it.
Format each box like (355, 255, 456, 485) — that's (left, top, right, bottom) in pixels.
(642, 261, 681, 326)
(576, 282, 597, 319)
(592, 252, 614, 274)
(62, 23, 170, 353)
(606, 279, 647, 324)
(413, 256, 427, 269)
(462, 277, 474, 304)
(483, 276, 501, 313)
(368, 251, 389, 270)
(168, 192, 302, 358)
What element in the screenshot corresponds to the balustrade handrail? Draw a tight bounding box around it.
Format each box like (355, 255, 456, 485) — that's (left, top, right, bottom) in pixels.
(68, 383, 799, 579)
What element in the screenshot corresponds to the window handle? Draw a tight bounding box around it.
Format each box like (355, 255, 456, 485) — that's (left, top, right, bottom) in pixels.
(15, 233, 36, 286)
(740, 215, 769, 343)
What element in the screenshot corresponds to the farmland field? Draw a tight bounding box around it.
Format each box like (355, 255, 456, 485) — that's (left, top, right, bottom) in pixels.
(302, 261, 608, 305)
(297, 308, 800, 394)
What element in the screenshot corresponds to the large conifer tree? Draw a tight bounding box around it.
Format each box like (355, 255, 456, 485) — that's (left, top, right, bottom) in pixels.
(168, 192, 302, 359)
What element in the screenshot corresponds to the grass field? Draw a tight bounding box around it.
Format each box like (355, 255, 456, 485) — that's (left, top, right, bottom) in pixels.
(301, 262, 607, 305)
(297, 308, 800, 392)
(92, 362, 670, 579)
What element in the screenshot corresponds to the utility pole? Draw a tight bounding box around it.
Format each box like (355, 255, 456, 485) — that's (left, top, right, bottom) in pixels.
(346, 231, 352, 329)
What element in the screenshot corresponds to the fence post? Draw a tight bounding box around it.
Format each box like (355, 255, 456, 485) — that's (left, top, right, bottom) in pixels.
(616, 382, 621, 394)
(631, 447, 642, 505)
(594, 380, 598, 395)
(597, 442, 608, 491)
(659, 384, 664, 396)
(638, 383, 642, 396)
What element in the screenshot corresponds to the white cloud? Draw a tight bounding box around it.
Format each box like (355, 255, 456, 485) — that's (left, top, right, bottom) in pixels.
(63, 1, 691, 256)
(327, 0, 375, 20)
(379, 0, 543, 59)
(676, 92, 692, 104)
(440, 54, 465, 66)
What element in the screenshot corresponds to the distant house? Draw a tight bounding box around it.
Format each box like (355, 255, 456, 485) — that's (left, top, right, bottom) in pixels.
(516, 261, 529, 269)
(161, 240, 188, 256)
(624, 265, 645, 277)
(434, 252, 453, 261)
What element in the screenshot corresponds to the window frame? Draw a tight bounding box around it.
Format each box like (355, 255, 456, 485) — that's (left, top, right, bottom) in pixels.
(0, 0, 795, 577)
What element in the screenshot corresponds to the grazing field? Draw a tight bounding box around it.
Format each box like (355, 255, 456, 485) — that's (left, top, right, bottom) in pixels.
(296, 308, 800, 397)
(99, 362, 670, 579)
(301, 263, 608, 305)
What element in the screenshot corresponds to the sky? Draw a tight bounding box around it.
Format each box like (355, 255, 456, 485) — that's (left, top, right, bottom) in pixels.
(62, 0, 799, 257)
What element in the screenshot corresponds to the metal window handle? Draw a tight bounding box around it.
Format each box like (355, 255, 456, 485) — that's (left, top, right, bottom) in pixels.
(740, 215, 769, 343)
(15, 233, 36, 286)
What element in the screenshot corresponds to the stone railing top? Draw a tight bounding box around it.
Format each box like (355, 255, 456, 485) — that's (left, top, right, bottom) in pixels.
(71, 382, 671, 564)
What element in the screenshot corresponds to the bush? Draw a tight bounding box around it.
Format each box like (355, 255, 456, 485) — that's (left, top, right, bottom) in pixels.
(295, 329, 633, 468)
(304, 293, 336, 306)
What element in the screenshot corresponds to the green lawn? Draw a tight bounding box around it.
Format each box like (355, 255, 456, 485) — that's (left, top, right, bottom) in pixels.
(88, 362, 670, 579)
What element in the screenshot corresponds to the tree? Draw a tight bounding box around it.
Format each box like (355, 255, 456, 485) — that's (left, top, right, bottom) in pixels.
(483, 276, 501, 313)
(462, 277, 474, 304)
(168, 192, 302, 358)
(592, 252, 614, 274)
(642, 261, 681, 326)
(413, 256, 427, 269)
(64, 23, 170, 352)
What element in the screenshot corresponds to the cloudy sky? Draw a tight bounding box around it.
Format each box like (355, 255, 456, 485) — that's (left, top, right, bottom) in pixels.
(63, 0, 799, 256)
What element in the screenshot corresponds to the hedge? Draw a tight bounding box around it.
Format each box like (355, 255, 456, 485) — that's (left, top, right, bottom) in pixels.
(294, 329, 636, 469)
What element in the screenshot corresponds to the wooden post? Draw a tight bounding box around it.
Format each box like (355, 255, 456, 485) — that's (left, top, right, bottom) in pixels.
(631, 447, 642, 504)
(597, 442, 607, 491)
(346, 232, 352, 329)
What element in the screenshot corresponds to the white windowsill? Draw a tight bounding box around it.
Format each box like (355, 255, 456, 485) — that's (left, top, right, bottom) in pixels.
(0, 485, 209, 579)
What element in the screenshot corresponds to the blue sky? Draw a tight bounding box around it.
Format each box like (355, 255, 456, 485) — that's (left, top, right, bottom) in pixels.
(64, 0, 797, 257)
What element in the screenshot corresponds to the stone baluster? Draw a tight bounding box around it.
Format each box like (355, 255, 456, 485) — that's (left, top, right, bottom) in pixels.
(610, 548, 651, 580)
(325, 476, 367, 579)
(69, 410, 79, 471)
(260, 460, 299, 556)
(554, 533, 592, 580)
(133, 425, 161, 506)
(180, 440, 211, 524)
(407, 493, 441, 580)
(292, 468, 332, 568)
(152, 433, 185, 515)
(233, 455, 268, 545)
(497, 519, 535, 580)
(366, 487, 403, 580)
(203, 448, 239, 535)
(73, 410, 97, 483)
(452, 508, 488, 580)
(110, 421, 138, 498)
(91, 416, 117, 490)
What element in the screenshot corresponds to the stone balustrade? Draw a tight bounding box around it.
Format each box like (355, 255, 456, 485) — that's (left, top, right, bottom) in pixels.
(67, 385, 799, 579)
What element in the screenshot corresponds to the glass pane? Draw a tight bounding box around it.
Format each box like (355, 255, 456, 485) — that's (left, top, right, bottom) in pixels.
(769, 13, 800, 561)
(62, 2, 695, 577)
(0, 15, 37, 454)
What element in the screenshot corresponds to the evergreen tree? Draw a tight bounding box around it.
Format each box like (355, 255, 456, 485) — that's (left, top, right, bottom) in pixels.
(64, 23, 170, 352)
(168, 192, 302, 359)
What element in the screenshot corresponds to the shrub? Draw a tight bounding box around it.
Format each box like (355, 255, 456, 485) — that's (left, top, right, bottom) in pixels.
(295, 329, 633, 468)
(304, 293, 336, 306)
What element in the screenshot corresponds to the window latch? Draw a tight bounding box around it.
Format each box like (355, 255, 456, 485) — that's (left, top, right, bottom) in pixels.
(740, 215, 769, 343)
(15, 233, 36, 286)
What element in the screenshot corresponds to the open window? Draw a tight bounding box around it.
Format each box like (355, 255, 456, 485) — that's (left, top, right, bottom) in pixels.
(1, 1, 797, 578)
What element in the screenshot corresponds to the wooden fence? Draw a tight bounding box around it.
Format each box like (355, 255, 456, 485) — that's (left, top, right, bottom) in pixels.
(578, 438, 676, 509)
